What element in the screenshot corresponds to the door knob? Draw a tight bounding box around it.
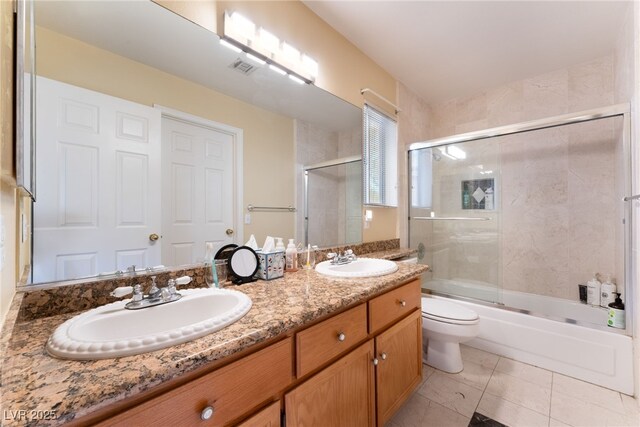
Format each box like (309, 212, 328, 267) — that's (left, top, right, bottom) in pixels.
(225, 229, 234, 236)
(149, 233, 160, 242)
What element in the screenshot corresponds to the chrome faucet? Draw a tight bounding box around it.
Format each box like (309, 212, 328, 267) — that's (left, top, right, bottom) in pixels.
(327, 249, 357, 265)
(110, 276, 192, 310)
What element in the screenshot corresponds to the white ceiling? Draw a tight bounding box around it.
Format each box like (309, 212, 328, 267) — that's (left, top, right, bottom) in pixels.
(304, 0, 631, 103)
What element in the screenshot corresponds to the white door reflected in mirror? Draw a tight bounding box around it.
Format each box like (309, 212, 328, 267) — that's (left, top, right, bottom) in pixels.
(34, 77, 162, 283)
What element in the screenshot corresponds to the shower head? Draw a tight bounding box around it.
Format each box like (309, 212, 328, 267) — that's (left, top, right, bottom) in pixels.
(432, 152, 442, 161)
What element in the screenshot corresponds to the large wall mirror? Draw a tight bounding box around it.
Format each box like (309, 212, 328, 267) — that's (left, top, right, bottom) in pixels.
(23, 0, 362, 285)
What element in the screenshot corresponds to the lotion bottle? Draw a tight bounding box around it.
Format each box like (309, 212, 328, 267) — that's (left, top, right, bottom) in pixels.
(600, 274, 617, 308)
(586, 273, 601, 306)
(285, 239, 298, 272)
(485, 187, 494, 210)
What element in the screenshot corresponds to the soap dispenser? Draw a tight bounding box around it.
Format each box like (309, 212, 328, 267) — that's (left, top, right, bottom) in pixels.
(275, 237, 285, 252)
(607, 293, 625, 329)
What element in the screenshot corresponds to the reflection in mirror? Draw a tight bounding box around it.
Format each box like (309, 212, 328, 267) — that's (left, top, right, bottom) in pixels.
(16, 0, 35, 198)
(27, 0, 362, 286)
(303, 157, 362, 247)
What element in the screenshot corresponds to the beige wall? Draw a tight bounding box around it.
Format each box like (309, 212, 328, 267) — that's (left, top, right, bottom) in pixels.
(1, 0, 20, 324)
(1, 0, 35, 324)
(154, 0, 217, 34)
(36, 27, 295, 246)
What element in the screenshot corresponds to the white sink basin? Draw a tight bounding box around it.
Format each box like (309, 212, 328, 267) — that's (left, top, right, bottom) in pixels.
(47, 288, 252, 360)
(315, 257, 399, 278)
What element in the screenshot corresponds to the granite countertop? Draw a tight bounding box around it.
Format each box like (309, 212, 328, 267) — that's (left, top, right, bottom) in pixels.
(1, 253, 427, 426)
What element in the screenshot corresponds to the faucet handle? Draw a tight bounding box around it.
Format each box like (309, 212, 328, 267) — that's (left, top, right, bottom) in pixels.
(149, 276, 159, 295)
(345, 249, 353, 256)
(110, 286, 133, 298)
(175, 276, 192, 286)
(327, 252, 337, 260)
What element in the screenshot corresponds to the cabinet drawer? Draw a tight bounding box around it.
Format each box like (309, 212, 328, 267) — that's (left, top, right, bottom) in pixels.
(101, 338, 293, 427)
(368, 280, 420, 334)
(296, 303, 367, 377)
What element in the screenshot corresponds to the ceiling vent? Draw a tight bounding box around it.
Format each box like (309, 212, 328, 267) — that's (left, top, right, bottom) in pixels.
(229, 59, 258, 75)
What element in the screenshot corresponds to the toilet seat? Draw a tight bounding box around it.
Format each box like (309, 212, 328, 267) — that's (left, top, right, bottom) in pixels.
(421, 298, 479, 325)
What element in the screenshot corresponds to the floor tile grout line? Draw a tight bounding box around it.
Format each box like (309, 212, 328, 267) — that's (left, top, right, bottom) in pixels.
(549, 372, 555, 426)
(481, 355, 554, 420)
(471, 354, 502, 418)
(481, 388, 553, 419)
(552, 374, 632, 418)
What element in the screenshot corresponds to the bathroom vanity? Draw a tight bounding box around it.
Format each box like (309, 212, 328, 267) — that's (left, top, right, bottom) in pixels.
(99, 279, 421, 426)
(0, 251, 427, 427)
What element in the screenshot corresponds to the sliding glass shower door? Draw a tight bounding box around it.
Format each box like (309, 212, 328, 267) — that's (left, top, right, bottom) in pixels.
(409, 139, 502, 304)
(409, 114, 628, 323)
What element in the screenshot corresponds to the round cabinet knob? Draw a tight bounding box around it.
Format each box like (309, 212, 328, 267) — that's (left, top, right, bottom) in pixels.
(380, 352, 388, 360)
(399, 300, 406, 307)
(149, 233, 160, 242)
(201, 405, 214, 421)
(337, 332, 346, 342)
(225, 228, 234, 236)
(373, 358, 379, 366)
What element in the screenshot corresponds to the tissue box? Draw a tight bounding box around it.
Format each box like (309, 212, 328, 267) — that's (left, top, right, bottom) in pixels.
(255, 250, 285, 280)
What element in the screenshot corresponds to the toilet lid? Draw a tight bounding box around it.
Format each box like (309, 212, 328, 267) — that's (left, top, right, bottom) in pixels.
(421, 298, 479, 322)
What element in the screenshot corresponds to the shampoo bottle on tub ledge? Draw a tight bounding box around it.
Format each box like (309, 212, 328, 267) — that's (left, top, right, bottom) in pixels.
(586, 273, 601, 306)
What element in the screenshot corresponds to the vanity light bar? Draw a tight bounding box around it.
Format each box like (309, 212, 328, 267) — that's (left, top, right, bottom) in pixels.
(245, 52, 266, 65)
(219, 39, 242, 53)
(223, 11, 318, 84)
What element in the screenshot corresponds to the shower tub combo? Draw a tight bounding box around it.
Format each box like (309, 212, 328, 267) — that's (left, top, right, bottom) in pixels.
(428, 280, 633, 394)
(408, 104, 635, 394)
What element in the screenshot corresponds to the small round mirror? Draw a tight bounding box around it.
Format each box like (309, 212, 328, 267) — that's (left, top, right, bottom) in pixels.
(229, 246, 259, 281)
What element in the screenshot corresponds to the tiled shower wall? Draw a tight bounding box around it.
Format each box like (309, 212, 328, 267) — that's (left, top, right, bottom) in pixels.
(420, 54, 627, 300)
(295, 120, 361, 247)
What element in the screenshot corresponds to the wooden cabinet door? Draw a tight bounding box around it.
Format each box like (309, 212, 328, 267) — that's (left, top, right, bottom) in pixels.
(285, 340, 375, 427)
(375, 310, 422, 426)
(237, 402, 281, 427)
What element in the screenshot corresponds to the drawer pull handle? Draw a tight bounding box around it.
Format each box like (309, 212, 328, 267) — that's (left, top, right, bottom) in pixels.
(201, 405, 214, 421)
(399, 300, 406, 307)
(337, 332, 346, 342)
(373, 358, 379, 366)
(380, 352, 387, 360)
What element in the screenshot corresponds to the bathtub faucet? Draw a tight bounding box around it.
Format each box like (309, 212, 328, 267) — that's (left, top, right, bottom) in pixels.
(327, 249, 357, 265)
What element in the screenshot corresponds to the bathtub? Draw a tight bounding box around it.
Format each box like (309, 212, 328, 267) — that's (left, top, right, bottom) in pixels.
(424, 279, 634, 395)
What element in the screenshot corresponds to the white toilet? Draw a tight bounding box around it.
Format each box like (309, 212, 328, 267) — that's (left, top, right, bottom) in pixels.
(421, 297, 480, 373)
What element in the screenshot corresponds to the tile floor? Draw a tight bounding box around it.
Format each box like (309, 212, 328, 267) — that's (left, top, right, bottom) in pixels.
(387, 345, 640, 427)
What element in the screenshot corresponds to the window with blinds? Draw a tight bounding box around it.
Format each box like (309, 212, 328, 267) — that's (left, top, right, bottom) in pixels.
(363, 104, 398, 206)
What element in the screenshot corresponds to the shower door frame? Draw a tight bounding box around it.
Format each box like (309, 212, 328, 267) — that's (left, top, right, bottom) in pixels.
(408, 103, 633, 335)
